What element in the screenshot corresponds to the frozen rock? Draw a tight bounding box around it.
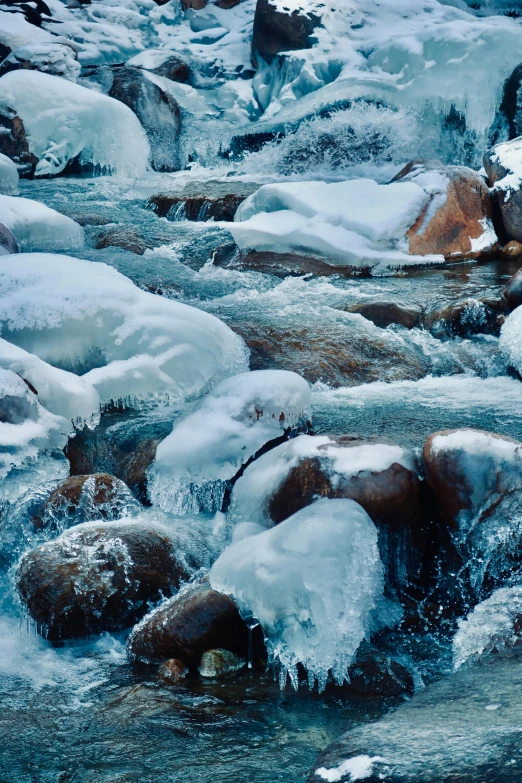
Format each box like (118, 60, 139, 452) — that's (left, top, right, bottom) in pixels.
(127, 583, 252, 665)
(453, 586, 522, 670)
(0, 70, 150, 177)
(148, 369, 310, 514)
(17, 520, 191, 640)
(0, 253, 248, 409)
(0, 43, 80, 82)
(345, 301, 422, 330)
(157, 658, 189, 684)
(0, 195, 84, 252)
(210, 498, 384, 690)
(484, 137, 522, 242)
(148, 180, 261, 222)
(251, 0, 322, 67)
(108, 67, 181, 172)
(198, 648, 246, 678)
(126, 50, 189, 83)
(392, 160, 497, 259)
(0, 223, 17, 255)
(0, 152, 18, 195)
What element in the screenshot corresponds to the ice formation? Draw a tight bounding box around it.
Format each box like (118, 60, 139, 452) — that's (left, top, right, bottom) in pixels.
(231, 179, 445, 270)
(1, 43, 81, 82)
(0, 71, 150, 177)
(0, 154, 19, 196)
(453, 586, 522, 670)
(0, 253, 248, 409)
(210, 498, 384, 690)
(0, 195, 84, 252)
(148, 369, 310, 514)
(229, 435, 415, 527)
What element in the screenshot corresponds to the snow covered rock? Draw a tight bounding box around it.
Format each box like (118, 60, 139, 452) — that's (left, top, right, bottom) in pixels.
(0, 43, 80, 82)
(392, 161, 497, 260)
(0, 195, 84, 252)
(484, 137, 522, 242)
(251, 0, 322, 67)
(127, 583, 252, 665)
(0, 253, 248, 409)
(210, 498, 384, 690)
(17, 520, 191, 640)
(126, 50, 189, 83)
(0, 153, 18, 195)
(0, 224, 17, 256)
(148, 369, 310, 514)
(108, 67, 181, 172)
(0, 113, 36, 173)
(0, 70, 150, 177)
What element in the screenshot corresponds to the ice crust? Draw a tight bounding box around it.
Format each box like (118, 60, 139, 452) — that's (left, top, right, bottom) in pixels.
(0, 71, 150, 177)
(210, 497, 384, 691)
(0, 195, 84, 252)
(0, 253, 248, 409)
(0, 155, 19, 196)
(148, 369, 310, 514)
(231, 179, 444, 270)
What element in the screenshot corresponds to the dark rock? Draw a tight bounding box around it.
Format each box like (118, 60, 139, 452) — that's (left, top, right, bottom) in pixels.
(142, 54, 189, 83)
(334, 644, 415, 701)
(94, 225, 153, 255)
(504, 266, 522, 309)
(0, 222, 18, 255)
(0, 113, 38, 174)
(346, 302, 422, 330)
(157, 658, 188, 684)
(422, 297, 507, 338)
(17, 522, 189, 640)
(198, 648, 246, 678)
(127, 584, 254, 665)
(218, 249, 362, 277)
(252, 0, 322, 68)
(108, 66, 181, 172)
(148, 180, 261, 222)
(308, 648, 522, 783)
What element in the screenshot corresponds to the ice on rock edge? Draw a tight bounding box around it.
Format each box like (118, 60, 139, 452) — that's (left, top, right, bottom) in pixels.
(231, 179, 444, 270)
(148, 369, 310, 514)
(0, 71, 150, 177)
(0, 253, 248, 409)
(453, 586, 522, 670)
(0, 195, 84, 252)
(0, 154, 19, 196)
(210, 498, 384, 691)
(500, 304, 522, 377)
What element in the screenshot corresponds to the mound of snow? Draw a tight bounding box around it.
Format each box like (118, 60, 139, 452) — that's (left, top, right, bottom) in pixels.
(0, 154, 18, 195)
(0, 70, 150, 177)
(231, 179, 445, 270)
(0, 195, 83, 252)
(210, 497, 384, 690)
(0, 43, 81, 82)
(0, 253, 248, 410)
(148, 369, 310, 514)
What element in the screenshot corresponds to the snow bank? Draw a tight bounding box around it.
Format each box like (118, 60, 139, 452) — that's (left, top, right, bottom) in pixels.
(210, 497, 384, 690)
(148, 369, 310, 514)
(231, 179, 444, 270)
(0, 154, 18, 196)
(453, 586, 522, 670)
(0, 195, 83, 252)
(500, 307, 522, 380)
(0, 253, 248, 409)
(0, 71, 150, 177)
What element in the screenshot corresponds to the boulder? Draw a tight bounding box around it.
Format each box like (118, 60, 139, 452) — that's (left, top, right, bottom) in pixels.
(0, 113, 38, 174)
(338, 644, 415, 701)
(501, 239, 522, 259)
(198, 648, 246, 678)
(422, 297, 507, 338)
(157, 658, 189, 684)
(308, 648, 522, 783)
(0, 43, 80, 82)
(108, 66, 181, 172)
(504, 266, 522, 309)
(142, 55, 189, 83)
(484, 138, 522, 242)
(17, 522, 190, 640)
(182, 0, 241, 8)
(392, 160, 497, 259)
(94, 225, 153, 255)
(345, 302, 422, 330)
(0, 222, 18, 255)
(148, 180, 261, 222)
(251, 0, 322, 68)
(127, 584, 252, 665)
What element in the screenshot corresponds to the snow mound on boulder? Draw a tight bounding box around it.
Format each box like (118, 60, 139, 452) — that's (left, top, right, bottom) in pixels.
(500, 306, 522, 376)
(0, 70, 150, 177)
(148, 369, 310, 514)
(0, 253, 248, 409)
(0, 154, 18, 195)
(0, 195, 84, 252)
(210, 497, 384, 691)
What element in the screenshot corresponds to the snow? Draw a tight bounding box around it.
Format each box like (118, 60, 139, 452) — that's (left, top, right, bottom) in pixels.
(453, 586, 522, 670)
(315, 756, 385, 783)
(0, 253, 248, 409)
(229, 434, 414, 528)
(1, 43, 81, 82)
(210, 497, 384, 691)
(0, 71, 150, 177)
(0, 154, 19, 196)
(0, 11, 59, 54)
(231, 179, 445, 270)
(500, 306, 522, 376)
(487, 137, 522, 195)
(0, 195, 84, 252)
(148, 369, 310, 514)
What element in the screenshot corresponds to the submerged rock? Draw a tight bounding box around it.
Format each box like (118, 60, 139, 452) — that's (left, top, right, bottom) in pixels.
(345, 301, 422, 330)
(17, 522, 189, 640)
(251, 0, 322, 67)
(198, 648, 246, 678)
(422, 297, 507, 338)
(148, 180, 261, 222)
(308, 648, 522, 783)
(94, 225, 153, 255)
(341, 645, 415, 701)
(157, 658, 189, 685)
(127, 584, 251, 665)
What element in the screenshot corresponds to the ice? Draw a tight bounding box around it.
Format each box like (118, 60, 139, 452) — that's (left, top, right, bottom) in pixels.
(453, 586, 522, 670)
(0, 43, 81, 82)
(499, 306, 522, 378)
(210, 498, 384, 691)
(231, 179, 444, 270)
(0, 154, 19, 196)
(148, 369, 310, 514)
(0, 253, 248, 409)
(0, 71, 150, 177)
(0, 195, 84, 252)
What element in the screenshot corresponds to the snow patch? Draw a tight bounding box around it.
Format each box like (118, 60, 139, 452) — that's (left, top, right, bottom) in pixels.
(0, 154, 19, 196)
(0, 195, 84, 252)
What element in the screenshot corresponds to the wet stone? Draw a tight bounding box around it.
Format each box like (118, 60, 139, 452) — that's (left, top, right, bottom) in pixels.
(345, 301, 422, 330)
(148, 180, 262, 222)
(157, 658, 189, 685)
(198, 648, 246, 678)
(93, 225, 153, 255)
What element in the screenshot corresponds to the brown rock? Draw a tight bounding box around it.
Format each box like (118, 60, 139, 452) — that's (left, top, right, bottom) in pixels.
(94, 226, 152, 255)
(0, 113, 38, 174)
(346, 301, 422, 330)
(143, 54, 189, 83)
(218, 249, 359, 277)
(504, 266, 522, 310)
(393, 160, 497, 259)
(252, 0, 322, 67)
(148, 180, 261, 222)
(127, 584, 250, 665)
(17, 522, 190, 640)
(157, 658, 188, 684)
(501, 240, 522, 259)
